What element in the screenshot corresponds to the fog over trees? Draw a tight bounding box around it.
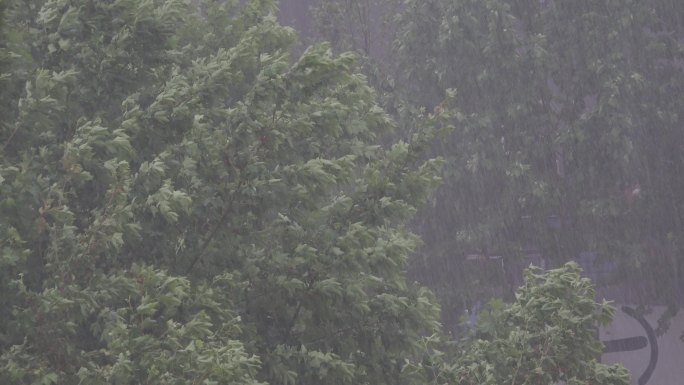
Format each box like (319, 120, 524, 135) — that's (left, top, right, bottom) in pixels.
(1, 0, 682, 384)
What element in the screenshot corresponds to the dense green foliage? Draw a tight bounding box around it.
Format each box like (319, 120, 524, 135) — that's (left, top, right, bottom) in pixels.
(451, 263, 629, 385)
(468, 263, 629, 384)
(1, 0, 637, 384)
(0, 0, 450, 383)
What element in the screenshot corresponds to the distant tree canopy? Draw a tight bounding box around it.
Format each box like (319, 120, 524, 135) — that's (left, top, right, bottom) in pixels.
(0, 0, 633, 384)
(304, 0, 684, 331)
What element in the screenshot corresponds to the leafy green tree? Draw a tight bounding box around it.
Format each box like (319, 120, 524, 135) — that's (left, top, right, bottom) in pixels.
(0, 0, 449, 384)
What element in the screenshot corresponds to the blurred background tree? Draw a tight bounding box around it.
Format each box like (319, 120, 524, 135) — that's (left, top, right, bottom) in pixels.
(287, 0, 684, 334)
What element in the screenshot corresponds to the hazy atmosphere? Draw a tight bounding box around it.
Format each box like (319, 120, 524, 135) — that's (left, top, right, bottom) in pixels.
(1, 0, 683, 384)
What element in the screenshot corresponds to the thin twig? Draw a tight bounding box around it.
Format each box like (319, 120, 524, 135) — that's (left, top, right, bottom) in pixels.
(185, 178, 244, 275)
(1, 124, 20, 153)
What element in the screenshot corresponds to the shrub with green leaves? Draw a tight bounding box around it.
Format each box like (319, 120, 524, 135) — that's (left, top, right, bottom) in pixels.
(455, 262, 630, 385)
(408, 263, 630, 385)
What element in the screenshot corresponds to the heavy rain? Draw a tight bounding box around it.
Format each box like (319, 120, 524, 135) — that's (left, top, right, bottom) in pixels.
(1, 0, 683, 384)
